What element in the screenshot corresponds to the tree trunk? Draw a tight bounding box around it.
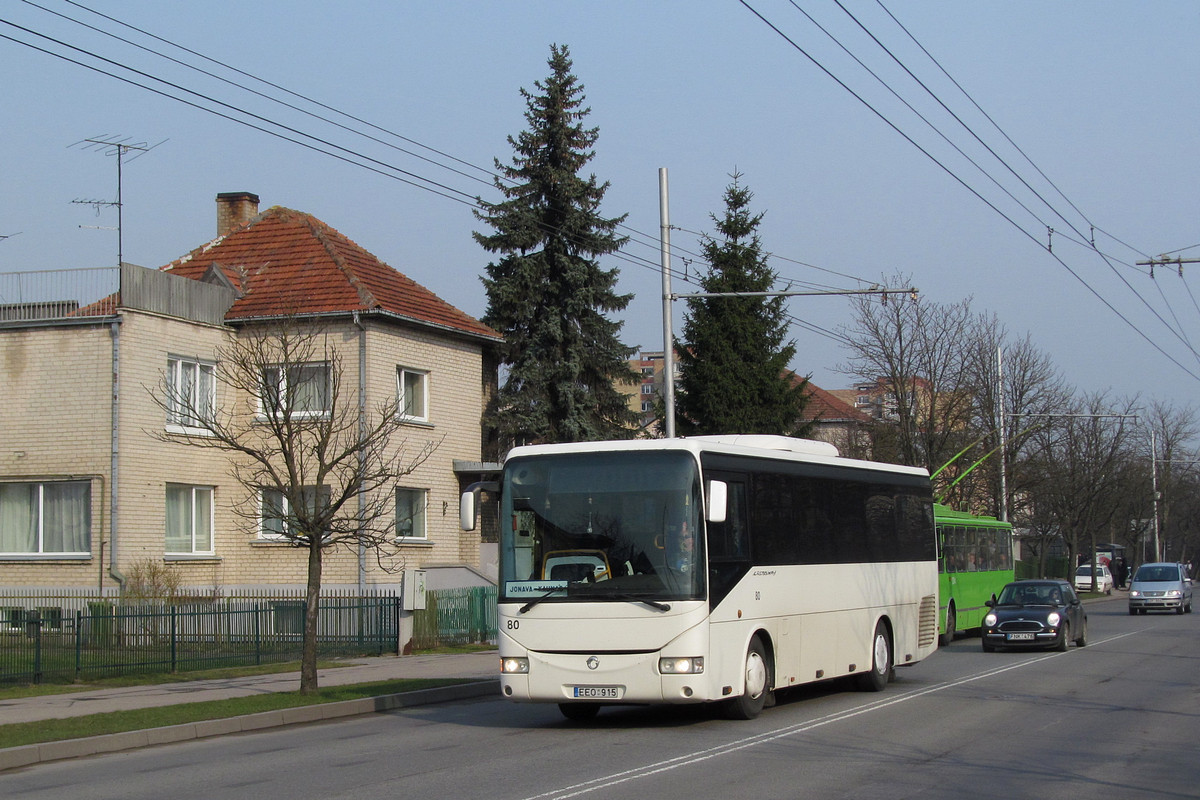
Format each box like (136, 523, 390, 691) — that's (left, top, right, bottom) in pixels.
(300, 542, 323, 694)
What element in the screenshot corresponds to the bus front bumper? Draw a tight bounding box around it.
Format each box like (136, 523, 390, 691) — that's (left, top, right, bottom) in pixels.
(500, 650, 717, 705)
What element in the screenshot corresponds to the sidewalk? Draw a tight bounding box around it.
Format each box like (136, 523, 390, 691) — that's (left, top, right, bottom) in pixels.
(0, 651, 500, 771)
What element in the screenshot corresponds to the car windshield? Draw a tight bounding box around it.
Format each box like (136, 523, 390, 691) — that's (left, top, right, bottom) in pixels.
(997, 584, 1064, 606)
(498, 450, 705, 604)
(1076, 566, 1092, 576)
(1134, 565, 1179, 582)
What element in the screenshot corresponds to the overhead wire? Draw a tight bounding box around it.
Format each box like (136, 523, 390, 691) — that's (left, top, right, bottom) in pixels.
(5, 1, 929, 356)
(738, 0, 1200, 383)
(824, 0, 1198, 361)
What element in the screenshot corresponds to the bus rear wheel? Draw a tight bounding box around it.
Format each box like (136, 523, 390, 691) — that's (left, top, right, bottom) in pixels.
(939, 605, 956, 647)
(725, 636, 771, 720)
(855, 621, 892, 692)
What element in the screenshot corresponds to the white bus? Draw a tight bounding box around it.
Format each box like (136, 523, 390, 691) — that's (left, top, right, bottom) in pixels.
(461, 435, 939, 720)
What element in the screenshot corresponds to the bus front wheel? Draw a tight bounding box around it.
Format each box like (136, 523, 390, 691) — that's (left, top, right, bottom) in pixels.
(725, 636, 771, 720)
(855, 621, 892, 692)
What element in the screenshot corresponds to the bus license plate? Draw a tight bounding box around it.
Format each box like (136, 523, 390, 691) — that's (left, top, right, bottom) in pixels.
(1006, 633, 1035, 641)
(572, 686, 621, 699)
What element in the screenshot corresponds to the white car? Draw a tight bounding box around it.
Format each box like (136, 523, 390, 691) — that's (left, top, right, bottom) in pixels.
(1074, 564, 1113, 595)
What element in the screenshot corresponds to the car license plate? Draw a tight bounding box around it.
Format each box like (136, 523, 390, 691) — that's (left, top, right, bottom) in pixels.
(1006, 632, 1035, 641)
(572, 686, 621, 699)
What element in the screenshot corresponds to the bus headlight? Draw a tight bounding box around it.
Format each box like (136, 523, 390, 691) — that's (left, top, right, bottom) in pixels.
(659, 657, 704, 674)
(501, 657, 529, 674)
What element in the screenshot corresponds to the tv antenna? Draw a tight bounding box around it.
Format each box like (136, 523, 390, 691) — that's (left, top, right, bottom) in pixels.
(70, 135, 166, 268)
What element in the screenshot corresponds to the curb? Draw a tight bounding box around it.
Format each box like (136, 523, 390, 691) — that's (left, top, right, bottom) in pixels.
(0, 679, 499, 773)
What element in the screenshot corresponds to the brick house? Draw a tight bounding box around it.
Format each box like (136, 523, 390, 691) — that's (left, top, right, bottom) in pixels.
(0, 192, 502, 596)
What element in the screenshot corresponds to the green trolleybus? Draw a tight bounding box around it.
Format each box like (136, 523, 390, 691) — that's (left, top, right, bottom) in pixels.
(462, 435, 940, 721)
(934, 504, 1014, 645)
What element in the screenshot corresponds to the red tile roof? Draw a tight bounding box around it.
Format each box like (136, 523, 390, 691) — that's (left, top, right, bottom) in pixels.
(162, 206, 499, 341)
(790, 375, 874, 423)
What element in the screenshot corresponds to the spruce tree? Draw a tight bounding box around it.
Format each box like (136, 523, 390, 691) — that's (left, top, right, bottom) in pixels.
(475, 44, 639, 449)
(675, 174, 812, 436)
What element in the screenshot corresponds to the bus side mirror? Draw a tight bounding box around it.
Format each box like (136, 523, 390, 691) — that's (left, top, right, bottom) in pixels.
(459, 480, 498, 532)
(706, 480, 728, 524)
(460, 491, 478, 531)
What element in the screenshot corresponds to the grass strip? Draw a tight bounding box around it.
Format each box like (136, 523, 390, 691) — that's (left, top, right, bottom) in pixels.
(0, 678, 470, 750)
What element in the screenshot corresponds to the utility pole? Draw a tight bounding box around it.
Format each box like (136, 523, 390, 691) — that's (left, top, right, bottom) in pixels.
(660, 168, 676, 438)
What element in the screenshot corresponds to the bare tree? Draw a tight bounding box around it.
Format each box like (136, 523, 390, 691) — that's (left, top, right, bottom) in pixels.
(963, 314, 1070, 519)
(839, 277, 974, 484)
(1142, 400, 1200, 563)
(150, 317, 439, 693)
(1023, 392, 1140, 576)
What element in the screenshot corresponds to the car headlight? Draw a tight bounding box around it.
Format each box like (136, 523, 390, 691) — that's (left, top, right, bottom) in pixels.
(1166, 589, 1181, 597)
(501, 657, 529, 674)
(659, 657, 704, 674)
(984, 613, 997, 627)
(1047, 612, 1061, 627)
(1129, 590, 1141, 597)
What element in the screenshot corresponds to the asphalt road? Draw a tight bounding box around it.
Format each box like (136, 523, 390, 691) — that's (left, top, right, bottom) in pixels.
(2, 594, 1196, 800)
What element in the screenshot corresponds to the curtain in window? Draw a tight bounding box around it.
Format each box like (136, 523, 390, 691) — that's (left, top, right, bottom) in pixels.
(0, 483, 37, 553)
(292, 365, 329, 413)
(42, 482, 90, 553)
(194, 487, 212, 551)
(166, 485, 192, 552)
(262, 489, 287, 538)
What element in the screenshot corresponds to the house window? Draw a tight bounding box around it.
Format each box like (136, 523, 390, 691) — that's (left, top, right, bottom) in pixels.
(397, 367, 428, 421)
(641, 384, 655, 395)
(1, 607, 23, 630)
(261, 363, 330, 417)
(0, 481, 90, 555)
(166, 356, 215, 430)
(260, 485, 331, 540)
(396, 488, 427, 540)
(166, 484, 214, 554)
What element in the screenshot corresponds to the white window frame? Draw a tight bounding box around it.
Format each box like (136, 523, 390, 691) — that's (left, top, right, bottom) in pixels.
(397, 367, 429, 422)
(260, 363, 331, 419)
(165, 484, 214, 555)
(259, 485, 330, 540)
(395, 487, 428, 541)
(166, 356, 216, 433)
(0, 481, 91, 557)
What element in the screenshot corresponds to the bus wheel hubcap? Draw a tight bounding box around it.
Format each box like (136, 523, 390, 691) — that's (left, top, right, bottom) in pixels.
(745, 651, 766, 698)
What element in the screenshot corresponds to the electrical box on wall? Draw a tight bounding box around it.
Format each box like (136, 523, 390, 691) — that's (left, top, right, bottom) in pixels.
(401, 568, 427, 611)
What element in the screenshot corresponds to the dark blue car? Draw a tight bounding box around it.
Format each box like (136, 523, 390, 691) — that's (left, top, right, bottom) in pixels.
(981, 579, 1087, 652)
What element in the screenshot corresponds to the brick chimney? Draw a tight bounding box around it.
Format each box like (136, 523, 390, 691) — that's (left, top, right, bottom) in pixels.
(216, 191, 260, 236)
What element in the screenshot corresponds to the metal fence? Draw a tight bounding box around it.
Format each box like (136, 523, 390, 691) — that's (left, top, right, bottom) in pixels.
(412, 585, 498, 650)
(0, 587, 497, 685)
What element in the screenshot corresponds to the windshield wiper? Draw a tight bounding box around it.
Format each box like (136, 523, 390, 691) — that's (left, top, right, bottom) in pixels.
(519, 586, 672, 613)
(608, 593, 671, 612)
(518, 588, 562, 614)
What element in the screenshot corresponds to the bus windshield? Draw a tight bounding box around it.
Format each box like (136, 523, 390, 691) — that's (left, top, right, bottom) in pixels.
(499, 450, 704, 604)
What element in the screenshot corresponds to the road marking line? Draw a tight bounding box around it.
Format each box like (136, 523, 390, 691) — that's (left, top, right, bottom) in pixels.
(519, 630, 1144, 800)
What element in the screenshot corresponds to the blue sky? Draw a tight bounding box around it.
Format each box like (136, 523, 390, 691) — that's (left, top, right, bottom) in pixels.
(3, 1, 1199, 407)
